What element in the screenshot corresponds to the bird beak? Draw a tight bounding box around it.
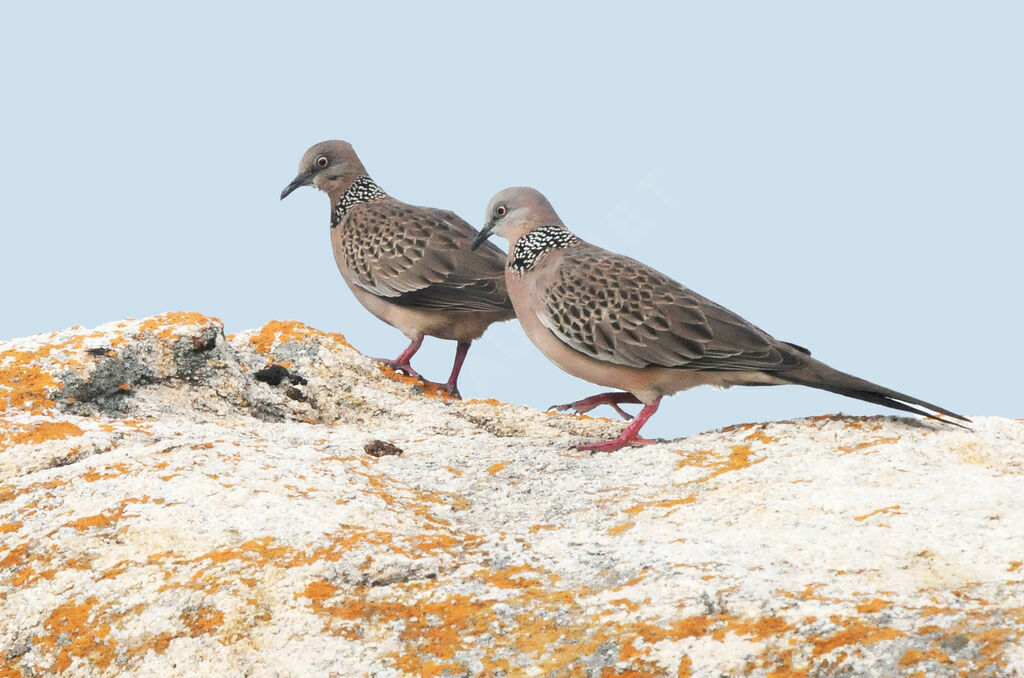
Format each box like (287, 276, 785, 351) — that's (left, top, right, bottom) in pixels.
(280, 172, 313, 200)
(471, 222, 495, 250)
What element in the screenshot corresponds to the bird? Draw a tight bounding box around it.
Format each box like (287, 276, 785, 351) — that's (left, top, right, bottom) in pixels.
(281, 141, 515, 397)
(472, 187, 969, 452)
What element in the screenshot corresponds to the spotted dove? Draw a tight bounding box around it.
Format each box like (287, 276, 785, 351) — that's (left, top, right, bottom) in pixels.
(281, 141, 514, 397)
(473, 187, 968, 452)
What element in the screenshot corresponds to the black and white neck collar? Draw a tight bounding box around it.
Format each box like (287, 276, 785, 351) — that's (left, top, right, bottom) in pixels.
(509, 224, 579, 273)
(331, 175, 388, 227)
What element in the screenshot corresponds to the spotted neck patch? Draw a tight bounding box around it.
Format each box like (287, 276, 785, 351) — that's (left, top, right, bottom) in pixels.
(510, 224, 580, 273)
(331, 175, 388, 227)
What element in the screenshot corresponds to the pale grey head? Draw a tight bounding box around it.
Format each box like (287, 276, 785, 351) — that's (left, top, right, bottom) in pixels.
(280, 140, 370, 203)
(472, 187, 565, 251)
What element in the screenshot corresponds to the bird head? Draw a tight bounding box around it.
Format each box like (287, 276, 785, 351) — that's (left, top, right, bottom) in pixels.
(473, 187, 564, 250)
(280, 140, 368, 201)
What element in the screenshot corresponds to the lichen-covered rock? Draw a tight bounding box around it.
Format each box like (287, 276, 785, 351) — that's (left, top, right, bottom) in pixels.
(1, 312, 1022, 677)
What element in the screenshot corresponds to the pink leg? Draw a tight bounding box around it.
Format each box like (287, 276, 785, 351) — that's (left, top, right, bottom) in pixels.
(376, 334, 424, 380)
(440, 341, 471, 399)
(549, 391, 642, 421)
(578, 397, 662, 453)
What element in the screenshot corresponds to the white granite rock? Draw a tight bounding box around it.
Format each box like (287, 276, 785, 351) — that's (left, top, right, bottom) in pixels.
(1, 312, 1022, 677)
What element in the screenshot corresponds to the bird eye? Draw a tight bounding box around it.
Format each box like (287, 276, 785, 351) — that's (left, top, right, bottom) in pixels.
(316, 156, 329, 168)
(494, 204, 508, 218)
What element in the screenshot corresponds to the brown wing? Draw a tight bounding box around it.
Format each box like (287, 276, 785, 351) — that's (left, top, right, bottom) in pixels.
(340, 200, 513, 313)
(537, 243, 806, 371)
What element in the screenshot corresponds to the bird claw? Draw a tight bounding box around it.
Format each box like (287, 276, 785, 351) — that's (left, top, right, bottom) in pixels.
(577, 436, 660, 453)
(609, 404, 635, 421)
(410, 378, 462, 400)
(549, 401, 599, 416)
(375, 358, 423, 381)
(375, 358, 463, 399)
(548, 401, 632, 421)
(439, 383, 462, 400)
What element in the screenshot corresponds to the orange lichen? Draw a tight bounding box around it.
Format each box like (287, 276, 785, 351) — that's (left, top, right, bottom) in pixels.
(899, 648, 951, 667)
(464, 397, 505, 407)
(182, 606, 225, 636)
(121, 632, 174, 662)
(674, 444, 763, 480)
(855, 598, 892, 613)
(608, 521, 635, 535)
(411, 534, 460, 552)
(0, 522, 21, 534)
(853, 505, 902, 522)
(68, 504, 129, 531)
(837, 437, 899, 456)
(0, 312, 223, 417)
(38, 597, 116, 672)
(81, 463, 131, 482)
(376, 364, 458, 400)
(1009, 561, 1022, 572)
(0, 347, 61, 414)
(810, 621, 903, 656)
(7, 522, 1019, 677)
(622, 495, 696, 520)
(487, 462, 506, 475)
(0, 420, 84, 450)
(0, 542, 29, 569)
(246, 319, 352, 356)
(744, 429, 777, 445)
(711, 444, 761, 479)
(135, 312, 222, 341)
(918, 605, 957, 617)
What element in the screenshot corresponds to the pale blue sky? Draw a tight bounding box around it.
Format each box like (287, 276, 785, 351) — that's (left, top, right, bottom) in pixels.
(2, 3, 1021, 437)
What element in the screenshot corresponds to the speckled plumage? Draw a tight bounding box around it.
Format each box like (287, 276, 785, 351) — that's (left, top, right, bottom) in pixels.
(538, 243, 806, 372)
(338, 199, 511, 313)
(477, 186, 967, 451)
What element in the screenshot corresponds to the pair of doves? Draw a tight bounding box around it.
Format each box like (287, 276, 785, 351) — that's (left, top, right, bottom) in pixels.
(281, 141, 967, 452)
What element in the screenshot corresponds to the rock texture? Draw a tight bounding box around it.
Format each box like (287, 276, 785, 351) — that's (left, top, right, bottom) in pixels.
(1, 312, 1022, 677)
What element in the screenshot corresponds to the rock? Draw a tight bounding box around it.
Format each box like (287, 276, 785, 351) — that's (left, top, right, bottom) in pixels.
(1, 311, 1022, 676)
(364, 440, 404, 458)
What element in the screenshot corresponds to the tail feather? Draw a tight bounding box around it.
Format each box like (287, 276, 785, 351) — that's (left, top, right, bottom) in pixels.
(782, 359, 971, 430)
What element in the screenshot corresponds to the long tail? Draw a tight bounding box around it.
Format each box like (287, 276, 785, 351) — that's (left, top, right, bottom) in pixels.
(781, 358, 971, 429)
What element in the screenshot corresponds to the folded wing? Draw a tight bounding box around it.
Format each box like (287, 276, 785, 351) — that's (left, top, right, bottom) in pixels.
(341, 202, 513, 313)
(537, 243, 805, 372)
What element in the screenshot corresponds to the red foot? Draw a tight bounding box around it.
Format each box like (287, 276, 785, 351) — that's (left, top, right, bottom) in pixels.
(549, 391, 641, 421)
(575, 397, 663, 453)
(377, 337, 467, 400)
(439, 341, 469, 400)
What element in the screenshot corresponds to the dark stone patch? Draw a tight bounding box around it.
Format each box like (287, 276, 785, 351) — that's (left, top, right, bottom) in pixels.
(364, 440, 403, 458)
(254, 364, 307, 387)
(193, 335, 217, 352)
(940, 634, 970, 652)
(5, 638, 31, 661)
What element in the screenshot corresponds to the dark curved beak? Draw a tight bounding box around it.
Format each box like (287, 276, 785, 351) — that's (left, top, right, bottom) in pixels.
(280, 172, 313, 200)
(471, 222, 495, 250)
